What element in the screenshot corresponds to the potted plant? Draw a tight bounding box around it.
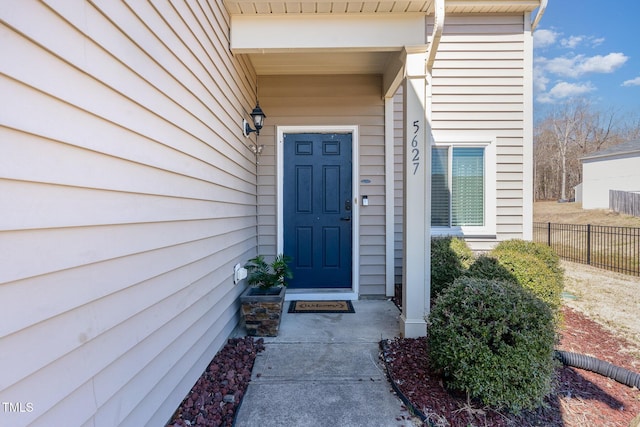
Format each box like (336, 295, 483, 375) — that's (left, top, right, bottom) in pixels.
(240, 254, 292, 337)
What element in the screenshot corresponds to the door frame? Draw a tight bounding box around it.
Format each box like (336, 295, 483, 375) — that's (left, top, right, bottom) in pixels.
(277, 125, 360, 301)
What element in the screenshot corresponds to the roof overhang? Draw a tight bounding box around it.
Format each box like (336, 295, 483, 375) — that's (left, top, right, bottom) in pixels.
(231, 14, 427, 53)
(223, 0, 541, 15)
(224, 0, 541, 96)
(581, 142, 640, 162)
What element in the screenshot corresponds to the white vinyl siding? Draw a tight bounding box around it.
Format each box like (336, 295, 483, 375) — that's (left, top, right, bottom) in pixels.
(582, 152, 640, 209)
(394, 14, 529, 278)
(256, 74, 386, 296)
(430, 15, 527, 249)
(1, 2, 258, 426)
(393, 91, 405, 285)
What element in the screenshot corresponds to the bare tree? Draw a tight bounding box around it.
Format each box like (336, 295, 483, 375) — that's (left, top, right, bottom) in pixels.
(533, 99, 622, 201)
(619, 112, 640, 141)
(549, 100, 585, 200)
(570, 101, 617, 184)
(573, 103, 616, 154)
(534, 120, 560, 200)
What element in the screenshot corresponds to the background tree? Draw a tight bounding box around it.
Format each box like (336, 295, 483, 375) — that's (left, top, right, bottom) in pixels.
(533, 99, 637, 201)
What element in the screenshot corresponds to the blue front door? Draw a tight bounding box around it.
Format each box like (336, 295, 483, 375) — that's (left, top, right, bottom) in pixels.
(283, 133, 353, 289)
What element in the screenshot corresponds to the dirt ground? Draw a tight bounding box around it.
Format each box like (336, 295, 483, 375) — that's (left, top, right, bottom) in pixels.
(534, 200, 640, 227)
(534, 201, 640, 357)
(561, 260, 640, 359)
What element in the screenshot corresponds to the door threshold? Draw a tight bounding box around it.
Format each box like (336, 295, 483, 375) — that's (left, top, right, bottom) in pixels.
(284, 289, 357, 301)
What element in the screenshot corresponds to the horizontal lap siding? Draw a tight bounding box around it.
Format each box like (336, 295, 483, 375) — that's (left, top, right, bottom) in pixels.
(0, 1, 257, 426)
(393, 90, 405, 285)
(257, 75, 386, 295)
(432, 14, 526, 246)
(395, 15, 527, 270)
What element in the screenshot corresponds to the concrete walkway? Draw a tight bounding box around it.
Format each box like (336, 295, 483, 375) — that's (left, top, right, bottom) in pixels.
(233, 299, 418, 427)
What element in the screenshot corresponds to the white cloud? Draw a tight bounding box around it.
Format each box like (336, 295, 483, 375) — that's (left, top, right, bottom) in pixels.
(533, 27, 622, 106)
(559, 35, 605, 49)
(538, 52, 628, 78)
(537, 81, 595, 104)
(622, 77, 640, 87)
(534, 29, 559, 48)
(542, 56, 579, 77)
(578, 52, 628, 74)
(549, 81, 595, 97)
(561, 35, 583, 49)
(533, 63, 550, 92)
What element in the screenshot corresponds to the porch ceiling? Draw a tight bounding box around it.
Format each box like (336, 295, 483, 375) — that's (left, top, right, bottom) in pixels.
(223, 0, 541, 15)
(249, 51, 394, 75)
(226, 0, 541, 80)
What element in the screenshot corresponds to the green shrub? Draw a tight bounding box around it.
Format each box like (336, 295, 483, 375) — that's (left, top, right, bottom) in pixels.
(491, 251, 563, 312)
(450, 237, 475, 269)
(430, 236, 474, 297)
(494, 239, 563, 279)
(466, 254, 514, 283)
(427, 277, 557, 413)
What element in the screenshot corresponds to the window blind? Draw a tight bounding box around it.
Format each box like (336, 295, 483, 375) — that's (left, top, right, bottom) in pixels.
(430, 146, 485, 227)
(431, 147, 450, 226)
(451, 147, 484, 226)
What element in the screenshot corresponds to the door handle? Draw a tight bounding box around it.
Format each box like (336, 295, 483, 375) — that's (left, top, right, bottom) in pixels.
(340, 217, 351, 222)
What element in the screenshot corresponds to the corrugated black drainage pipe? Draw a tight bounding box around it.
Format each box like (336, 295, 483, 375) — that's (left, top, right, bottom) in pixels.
(555, 350, 640, 389)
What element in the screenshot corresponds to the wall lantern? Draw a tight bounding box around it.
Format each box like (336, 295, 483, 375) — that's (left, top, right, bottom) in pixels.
(243, 102, 266, 137)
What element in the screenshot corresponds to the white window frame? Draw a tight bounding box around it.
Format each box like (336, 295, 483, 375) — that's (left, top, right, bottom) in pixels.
(430, 139, 496, 237)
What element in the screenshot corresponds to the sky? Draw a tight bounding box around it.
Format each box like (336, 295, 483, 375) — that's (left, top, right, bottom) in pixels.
(533, 0, 640, 119)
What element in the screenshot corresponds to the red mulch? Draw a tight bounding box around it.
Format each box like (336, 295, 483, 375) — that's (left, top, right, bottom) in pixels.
(383, 306, 640, 426)
(167, 337, 265, 427)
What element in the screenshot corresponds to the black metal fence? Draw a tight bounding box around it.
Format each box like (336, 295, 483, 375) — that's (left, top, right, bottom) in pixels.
(533, 222, 640, 277)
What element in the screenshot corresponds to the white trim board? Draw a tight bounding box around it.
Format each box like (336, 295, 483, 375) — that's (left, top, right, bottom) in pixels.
(231, 14, 427, 53)
(277, 126, 360, 300)
(429, 137, 497, 238)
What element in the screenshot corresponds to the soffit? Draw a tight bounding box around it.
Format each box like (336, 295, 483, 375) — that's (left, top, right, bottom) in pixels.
(223, 0, 541, 15)
(225, 0, 540, 76)
(249, 51, 394, 75)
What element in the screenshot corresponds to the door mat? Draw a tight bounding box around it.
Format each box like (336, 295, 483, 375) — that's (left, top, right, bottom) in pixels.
(288, 300, 355, 313)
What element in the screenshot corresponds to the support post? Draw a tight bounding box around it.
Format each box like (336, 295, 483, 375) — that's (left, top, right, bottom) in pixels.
(401, 47, 430, 338)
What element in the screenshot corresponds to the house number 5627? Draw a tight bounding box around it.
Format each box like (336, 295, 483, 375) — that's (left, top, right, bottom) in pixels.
(411, 120, 420, 175)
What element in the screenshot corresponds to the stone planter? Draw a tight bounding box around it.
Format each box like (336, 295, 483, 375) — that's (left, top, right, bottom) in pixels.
(240, 286, 286, 337)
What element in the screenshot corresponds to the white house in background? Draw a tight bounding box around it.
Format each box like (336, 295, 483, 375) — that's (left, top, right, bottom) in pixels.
(0, 0, 544, 425)
(581, 139, 640, 209)
(574, 182, 583, 203)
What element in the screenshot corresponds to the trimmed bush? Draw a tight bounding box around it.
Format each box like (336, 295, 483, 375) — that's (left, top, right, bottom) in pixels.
(450, 237, 474, 269)
(465, 254, 514, 283)
(427, 277, 557, 413)
(494, 239, 563, 280)
(430, 236, 474, 298)
(491, 251, 563, 312)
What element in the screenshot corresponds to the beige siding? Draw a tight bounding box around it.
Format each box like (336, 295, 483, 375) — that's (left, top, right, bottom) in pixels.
(394, 14, 528, 274)
(393, 89, 405, 285)
(257, 75, 387, 295)
(1, 1, 258, 426)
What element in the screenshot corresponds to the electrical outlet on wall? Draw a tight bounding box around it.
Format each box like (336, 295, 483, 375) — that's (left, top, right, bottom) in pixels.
(234, 263, 247, 284)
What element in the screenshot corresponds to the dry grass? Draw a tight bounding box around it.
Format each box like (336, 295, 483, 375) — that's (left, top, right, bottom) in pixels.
(561, 261, 640, 361)
(535, 201, 640, 359)
(534, 201, 640, 227)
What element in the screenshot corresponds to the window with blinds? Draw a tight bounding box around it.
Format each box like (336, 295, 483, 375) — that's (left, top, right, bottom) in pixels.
(431, 146, 485, 227)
